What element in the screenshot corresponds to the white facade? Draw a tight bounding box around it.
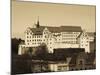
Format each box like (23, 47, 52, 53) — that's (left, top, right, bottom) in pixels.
(79, 31, 94, 53)
(48, 57, 71, 71)
(18, 23, 95, 55)
(49, 63, 69, 72)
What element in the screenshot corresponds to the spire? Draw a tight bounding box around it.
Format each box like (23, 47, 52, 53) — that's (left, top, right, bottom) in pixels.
(36, 16, 40, 28)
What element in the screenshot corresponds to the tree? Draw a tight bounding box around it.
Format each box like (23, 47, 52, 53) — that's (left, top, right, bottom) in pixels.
(11, 38, 24, 55)
(11, 54, 32, 74)
(35, 43, 48, 59)
(25, 47, 33, 57)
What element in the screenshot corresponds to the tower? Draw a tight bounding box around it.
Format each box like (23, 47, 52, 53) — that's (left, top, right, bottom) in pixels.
(36, 16, 40, 28)
(33, 16, 40, 28)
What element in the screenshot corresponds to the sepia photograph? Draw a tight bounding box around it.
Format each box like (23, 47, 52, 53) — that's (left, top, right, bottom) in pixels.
(11, 0, 96, 74)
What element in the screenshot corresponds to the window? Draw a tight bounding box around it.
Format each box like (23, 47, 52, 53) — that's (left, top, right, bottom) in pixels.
(58, 67, 61, 71)
(87, 37, 89, 39)
(40, 35, 41, 38)
(86, 44, 88, 46)
(27, 36, 28, 38)
(30, 33, 32, 35)
(45, 36, 46, 38)
(37, 36, 38, 38)
(80, 68, 82, 70)
(81, 45, 83, 47)
(79, 60, 83, 65)
(39, 35, 40, 38)
(85, 35, 87, 37)
(45, 31, 48, 34)
(40, 39, 41, 41)
(71, 69, 74, 71)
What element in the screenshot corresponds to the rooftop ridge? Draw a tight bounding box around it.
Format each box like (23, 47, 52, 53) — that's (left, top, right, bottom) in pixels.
(29, 25, 82, 34)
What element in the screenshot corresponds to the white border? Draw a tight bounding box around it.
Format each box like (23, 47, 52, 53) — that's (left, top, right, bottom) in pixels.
(22, 0, 96, 5)
(0, 0, 98, 75)
(0, 0, 10, 75)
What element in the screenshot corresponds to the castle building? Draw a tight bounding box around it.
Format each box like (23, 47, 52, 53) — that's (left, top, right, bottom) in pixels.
(18, 20, 95, 55)
(77, 31, 95, 53)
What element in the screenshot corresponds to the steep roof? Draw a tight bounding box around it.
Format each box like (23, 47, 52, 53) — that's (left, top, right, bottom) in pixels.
(46, 27, 61, 33)
(54, 48, 85, 55)
(30, 26, 45, 35)
(60, 26, 82, 32)
(69, 54, 78, 66)
(30, 26, 82, 34)
(87, 32, 95, 37)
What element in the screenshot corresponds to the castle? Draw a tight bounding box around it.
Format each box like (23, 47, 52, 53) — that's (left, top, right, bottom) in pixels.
(18, 19, 95, 55)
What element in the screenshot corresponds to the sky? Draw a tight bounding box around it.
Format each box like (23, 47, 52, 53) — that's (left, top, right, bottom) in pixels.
(12, 0, 96, 39)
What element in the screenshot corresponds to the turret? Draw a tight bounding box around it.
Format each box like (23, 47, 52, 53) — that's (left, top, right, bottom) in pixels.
(36, 16, 40, 28)
(33, 16, 40, 28)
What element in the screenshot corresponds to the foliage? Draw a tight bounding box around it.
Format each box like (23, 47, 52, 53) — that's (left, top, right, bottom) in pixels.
(11, 38, 24, 55)
(35, 43, 48, 59)
(11, 54, 32, 74)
